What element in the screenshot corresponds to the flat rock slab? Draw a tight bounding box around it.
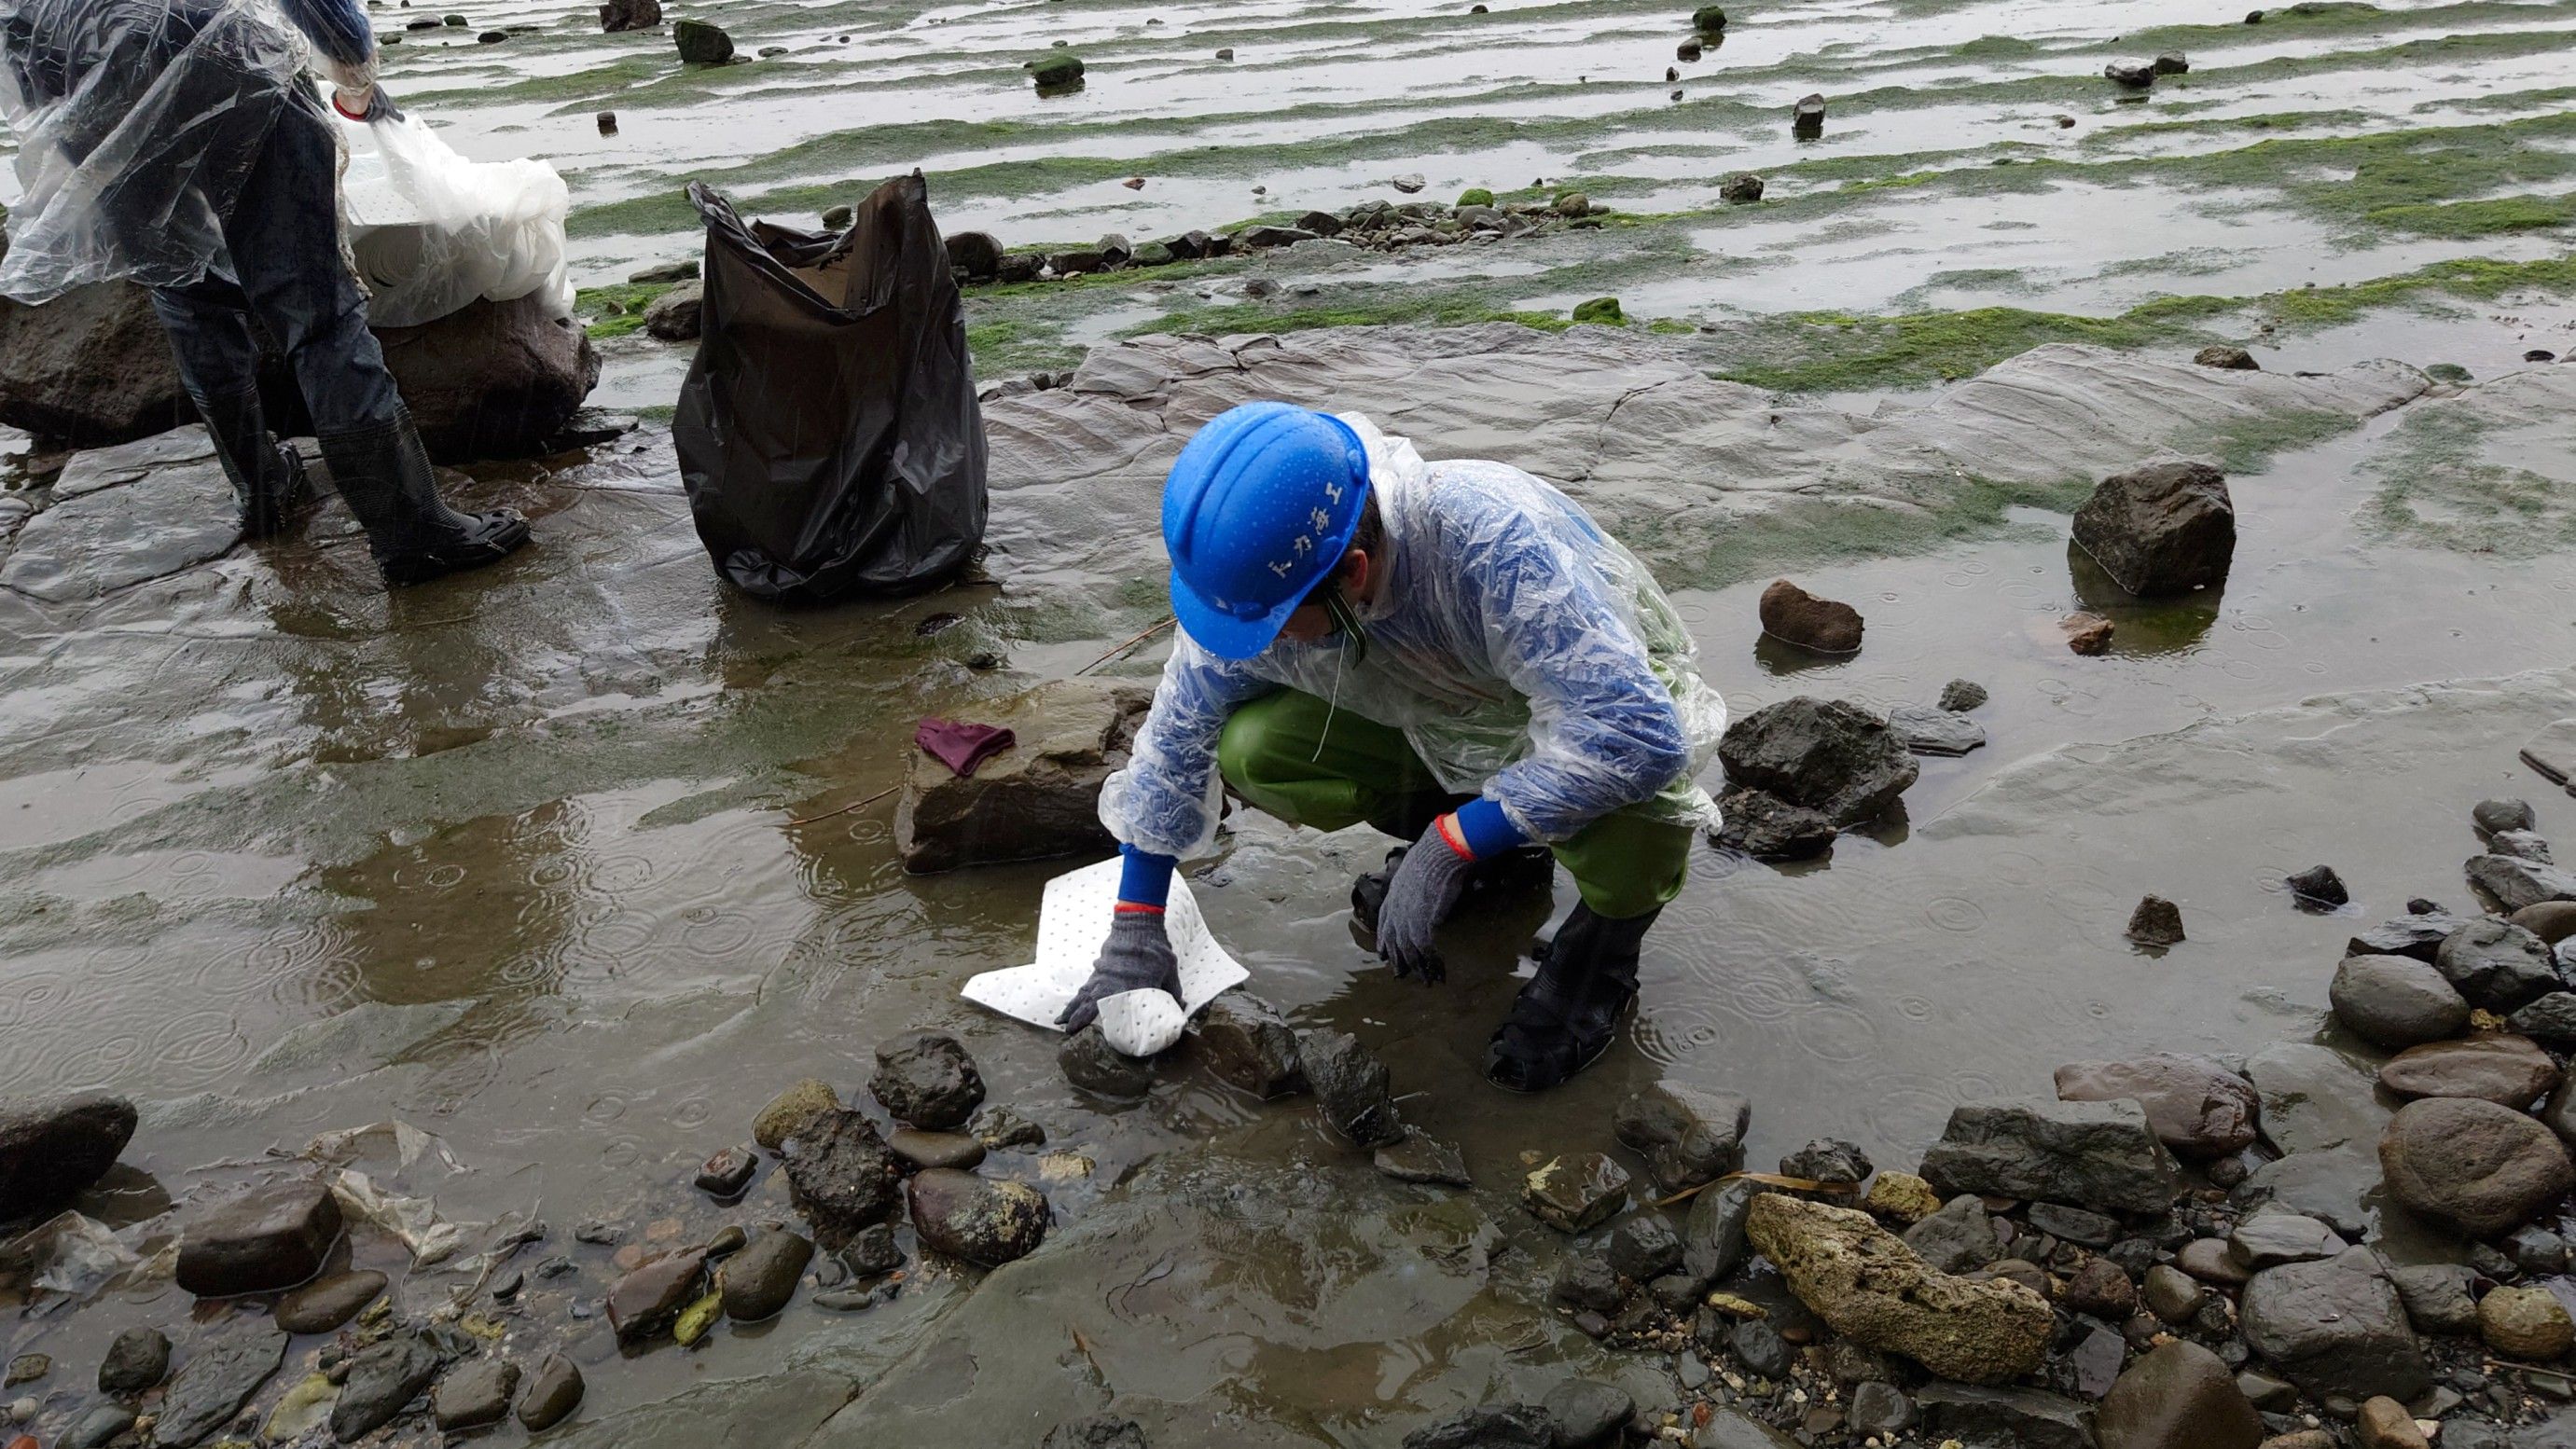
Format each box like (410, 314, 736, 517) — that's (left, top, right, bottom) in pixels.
(1888, 704, 1987, 757)
(2378, 1034, 2560, 1106)
(49, 425, 218, 497)
(155, 1331, 287, 1447)
(2524, 719, 2576, 790)
(2, 455, 241, 602)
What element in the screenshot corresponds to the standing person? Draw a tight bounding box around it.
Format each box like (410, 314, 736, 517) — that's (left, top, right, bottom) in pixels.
(1065, 402, 1725, 1092)
(0, 0, 528, 586)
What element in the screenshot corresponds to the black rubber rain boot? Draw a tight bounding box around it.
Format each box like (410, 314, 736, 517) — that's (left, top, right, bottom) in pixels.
(191, 387, 311, 538)
(318, 407, 530, 586)
(1350, 844, 1557, 937)
(1485, 904, 1662, 1093)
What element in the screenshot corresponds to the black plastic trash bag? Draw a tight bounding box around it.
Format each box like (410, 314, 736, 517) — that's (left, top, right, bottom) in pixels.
(675, 172, 988, 602)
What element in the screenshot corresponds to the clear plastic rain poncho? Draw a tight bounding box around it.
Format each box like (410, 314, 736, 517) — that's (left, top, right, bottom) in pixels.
(0, 0, 314, 302)
(1101, 413, 1728, 860)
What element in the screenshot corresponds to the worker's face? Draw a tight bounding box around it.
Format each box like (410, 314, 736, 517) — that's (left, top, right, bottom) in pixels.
(1278, 549, 1368, 645)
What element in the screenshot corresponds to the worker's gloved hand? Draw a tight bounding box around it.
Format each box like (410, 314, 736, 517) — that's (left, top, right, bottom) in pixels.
(1375, 818, 1480, 984)
(1058, 907, 1183, 1033)
(323, 55, 381, 120)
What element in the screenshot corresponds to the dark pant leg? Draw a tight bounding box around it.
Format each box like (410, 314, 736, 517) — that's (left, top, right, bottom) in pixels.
(149, 274, 263, 404)
(218, 99, 404, 433)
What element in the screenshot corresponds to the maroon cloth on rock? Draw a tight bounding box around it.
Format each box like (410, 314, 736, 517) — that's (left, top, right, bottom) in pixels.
(916, 719, 1016, 778)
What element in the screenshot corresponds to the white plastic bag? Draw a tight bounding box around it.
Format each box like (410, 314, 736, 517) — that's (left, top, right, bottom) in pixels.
(334, 110, 572, 327)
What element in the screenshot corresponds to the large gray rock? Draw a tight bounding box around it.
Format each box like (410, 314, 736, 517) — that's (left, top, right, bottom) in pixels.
(1901, 1194, 2001, 1274)
(893, 682, 1151, 873)
(174, 1180, 342, 1297)
(153, 1331, 287, 1447)
(2434, 918, 2561, 1010)
(2070, 460, 2235, 596)
(779, 1109, 905, 1243)
(1610, 1083, 1750, 1192)
(1918, 1097, 2181, 1214)
(1711, 784, 1839, 861)
(1716, 697, 1918, 827)
(2388, 1263, 2480, 1335)
(2379, 1096, 2574, 1237)
(2245, 1042, 2389, 1156)
(1188, 993, 1309, 1099)
(2378, 1034, 2559, 1106)
(2051, 1053, 2258, 1158)
(0, 449, 241, 603)
(1401, 1404, 1553, 1449)
(1914, 1382, 2097, 1449)
(432, 1358, 520, 1430)
(605, 1250, 706, 1343)
(2238, 1248, 2429, 1403)
(2347, 912, 2465, 964)
(0, 1093, 136, 1221)
(2470, 854, 2576, 915)
(1300, 1028, 1404, 1147)
(718, 1227, 813, 1320)
(869, 1031, 985, 1129)
(2331, 953, 2472, 1049)
(330, 1332, 441, 1441)
(2093, 1340, 2262, 1449)
(1683, 1178, 1757, 1285)
(0, 283, 596, 461)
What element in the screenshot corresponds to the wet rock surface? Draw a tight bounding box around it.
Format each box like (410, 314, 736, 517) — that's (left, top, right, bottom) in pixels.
(2436, 918, 2561, 1009)
(96, 1327, 169, 1395)
(0, 1093, 135, 1223)
(1901, 1193, 2001, 1273)
(174, 1179, 342, 1297)
(1757, 578, 1863, 653)
(1887, 703, 1987, 757)
(607, 1250, 707, 1343)
(2377, 1033, 2559, 1104)
(1717, 697, 1918, 827)
(753, 1079, 842, 1150)
(515, 1354, 584, 1431)
(720, 1227, 815, 1319)
(907, 1167, 1049, 1266)
(273, 1269, 387, 1333)
(0, 450, 242, 603)
(1919, 1097, 2181, 1213)
(1374, 1128, 1473, 1187)
(154, 1331, 286, 1447)
(2071, 460, 2237, 596)
(2238, 1247, 2430, 1402)
(2125, 893, 2186, 945)
(1747, 1194, 2050, 1384)
(2379, 1096, 2574, 1236)
(887, 1127, 987, 1170)
(894, 682, 1151, 872)
(780, 1110, 904, 1242)
(1611, 1083, 1750, 1192)
(2095, 1339, 2264, 1449)
(1523, 1152, 1631, 1233)
(1300, 1028, 1404, 1146)
(1059, 1024, 1156, 1097)
(2051, 1053, 2258, 1157)
(2332, 953, 2473, 1048)
(1712, 784, 1840, 861)
(869, 1031, 986, 1128)
(1188, 992, 1309, 1098)
(432, 1357, 520, 1430)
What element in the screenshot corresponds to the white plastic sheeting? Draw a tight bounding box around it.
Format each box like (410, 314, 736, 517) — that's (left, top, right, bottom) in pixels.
(334, 110, 573, 325)
(963, 856, 1248, 1056)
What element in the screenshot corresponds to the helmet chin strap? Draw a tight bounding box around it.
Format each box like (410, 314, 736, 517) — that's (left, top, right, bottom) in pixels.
(1309, 579, 1371, 765)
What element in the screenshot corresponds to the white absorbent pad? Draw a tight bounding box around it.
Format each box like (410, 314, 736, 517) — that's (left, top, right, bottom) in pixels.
(962, 857, 1248, 1056)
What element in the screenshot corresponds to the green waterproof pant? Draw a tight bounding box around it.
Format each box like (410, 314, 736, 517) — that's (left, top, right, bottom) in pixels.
(1213, 689, 1694, 920)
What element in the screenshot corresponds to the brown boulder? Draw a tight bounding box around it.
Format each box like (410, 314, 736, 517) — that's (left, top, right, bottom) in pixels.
(2053, 1054, 2258, 1158)
(2095, 1340, 2264, 1449)
(2377, 1034, 2559, 1105)
(1757, 579, 1863, 654)
(2378, 1097, 2574, 1237)
(894, 681, 1152, 873)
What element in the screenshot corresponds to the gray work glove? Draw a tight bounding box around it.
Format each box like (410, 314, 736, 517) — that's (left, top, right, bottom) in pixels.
(1058, 910, 1183, 1032)
(1375, 822, 1478, 984)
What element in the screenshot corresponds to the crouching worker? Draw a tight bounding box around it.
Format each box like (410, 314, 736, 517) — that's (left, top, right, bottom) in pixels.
(1064, 402, 1726, 1092)
(0, 0, 527, 586)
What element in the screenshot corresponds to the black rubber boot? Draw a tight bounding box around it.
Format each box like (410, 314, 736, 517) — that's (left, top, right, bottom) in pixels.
(319, 407, 530, 586)
(191, 387, 312, 538)
(1350, 843, 1556, 936)
(1485, 904, 1662, 1093)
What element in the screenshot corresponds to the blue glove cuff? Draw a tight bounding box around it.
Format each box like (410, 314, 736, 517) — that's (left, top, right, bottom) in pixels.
(1118, 844, 1176, 906)
(1450, 798, 1528, 859)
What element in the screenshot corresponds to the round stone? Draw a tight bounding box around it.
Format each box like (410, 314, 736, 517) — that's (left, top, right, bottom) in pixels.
(2480, 1284, 2575, 1359)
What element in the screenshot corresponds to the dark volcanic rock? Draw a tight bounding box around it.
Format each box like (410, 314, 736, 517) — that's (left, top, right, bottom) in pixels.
(597, 0, 658, 31)
(869, 1031, 985, 1128)
(2052, 1053, 2257, 1158)
(2125, 894, 2185, 946)
(2469, 853, 2576, 914)
(1190, 993, 1309, 1098)
(1045, 1417, 1150, 1449)
(98, 1326, 171, 1394)
(175, 1180, 341, 1297)
(2347, 911, 2462, 963)
(1717, 697, 1918, 827)
(1757, 579, 1863, 653)
(1901, 1194, 2000, 1274)
(1542, 1380, 1633, 1449)
(2511, 991, 2576, 1046)
(274, 1269, 387, 1333)
(377, 294, 602, 462)
(2072, 460, 2234, 595)
(1374, 1129, 1473, 1187)
(2434, 918, 2560, 1010)
(907, 1168, 1049, 1266)
(1059, 1024, 1156, 1098)
(1609, 1213, 1683, 1281)
(606, 1251, 706, 1343)
(2330, 953, 2471, 1049)
(1683, 1178, 1757, 1284)
(945, 231, 1005, 280)
(2094, 1339, 2263, 1449)
(2479, 798, 2541, 835)
(154, 1331, 286, 1447)
(1919, 1097, 2181, 1213)
(1720, 172, 1765, 204)
(516, 1354, 584, 1431)
(1915, 1383, 2094, 1449)
(432, 1358, 520, 1431)
(1523, 1152, 1631, 1234)
(1300, 1028, 1404, 1146)
(0, 283, 194, 446)
(62, 1404, 135, 1449)
(2377, 1034, 2559, 1105)
(672, 16, 731, 62)
(1402, 1404, 1555, 1449)
(1612, 1083, 1751, 1192)
(2387, 1263, 2479, 1335)
(330, 1333, 442, 1442)
(780, 1109, 904, 1240)
(2238, 1247, 2429, 1402)
(1939, 679, 1988, 711)
(2285, 863, 2348, 905)
(1887, 704, 1986, 757)
(2195, 345, 2260, 371)
(695, 1143, 759, 1197)
(1792, 93, 1826, 139)
(642, 282, 701, 341)
(720, 1228, 814, 1320)
(1780, 1138, 1872, 1185)
(1713, 784, 1838, 861)
(0, 1093, 136, 1221)
(2379, 1097, 2574, 1237)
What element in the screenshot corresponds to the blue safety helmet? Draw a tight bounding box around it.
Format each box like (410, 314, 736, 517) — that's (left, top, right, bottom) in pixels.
(1161, 402, 1373, 660)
